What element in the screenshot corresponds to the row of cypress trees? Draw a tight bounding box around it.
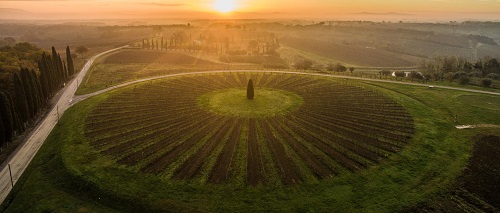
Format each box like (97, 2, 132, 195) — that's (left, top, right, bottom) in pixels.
(0, 46, 75, 149)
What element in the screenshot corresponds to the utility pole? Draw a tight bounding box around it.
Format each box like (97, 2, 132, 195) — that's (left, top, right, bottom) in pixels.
(8, 164, 14, 187)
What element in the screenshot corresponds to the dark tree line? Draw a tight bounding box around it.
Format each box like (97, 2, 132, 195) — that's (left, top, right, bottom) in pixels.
(0, 45, 74, 148)
(420, 56, 500, 87)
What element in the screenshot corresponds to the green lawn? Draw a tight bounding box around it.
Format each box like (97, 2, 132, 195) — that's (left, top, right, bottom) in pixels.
(198, 88, 303, 118)
(2, 75, 499, 212)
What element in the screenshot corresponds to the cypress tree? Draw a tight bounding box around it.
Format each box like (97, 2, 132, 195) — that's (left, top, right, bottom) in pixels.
(38, 57, 50, 100)
(57, 53, 66, 81)
(51, 47, 62, 86)
(20, 68, 36, 117)
(63, 62, 68, 82)
(7, 93, 23, 133)
(247, 79, 254, 100)
(13, 73, 30, 125)
(66, 46, 75, 76)
(0, 92, 14, 142)
(29, 69, 41, 114)
(47, 52, 59, 91)
(161, 37, 164, 50)
(31, 69, 44, 105)
(51, 47, 59, 82)
(0, 113, 5, 147)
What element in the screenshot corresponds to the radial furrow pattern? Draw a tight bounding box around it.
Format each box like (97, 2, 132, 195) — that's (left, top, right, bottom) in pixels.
(85, 72, 414, 186)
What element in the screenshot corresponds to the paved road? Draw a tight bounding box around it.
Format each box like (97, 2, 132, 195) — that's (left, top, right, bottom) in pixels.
(2, 50, 499, 205)
(0, 46, 126, 204)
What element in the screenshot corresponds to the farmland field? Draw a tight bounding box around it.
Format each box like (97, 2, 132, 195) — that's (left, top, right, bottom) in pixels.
(3, 70, 500, 212)
(84, 73, 414, 185)
(103, 49, 220, 65)
(279, 36, 423, 67)
(77, 50, 266, 94)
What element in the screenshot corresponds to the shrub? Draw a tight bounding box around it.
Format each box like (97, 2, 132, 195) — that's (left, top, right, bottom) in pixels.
(459, 76, 470, 85)
(468, 71, 483, 78)
(481, 78, 492, 87)
(295, 59, 313, 70)
(409, 71, 424, 79)
(394, 71, 406, 78)
(380, 70, 392, 76)
(486, 73, 500, 80)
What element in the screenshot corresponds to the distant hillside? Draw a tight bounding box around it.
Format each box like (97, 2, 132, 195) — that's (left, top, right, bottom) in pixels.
(0, 8, 34, 19)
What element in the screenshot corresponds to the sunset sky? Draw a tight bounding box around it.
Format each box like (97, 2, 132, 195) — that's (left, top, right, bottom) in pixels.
(1, 0, 500, 20)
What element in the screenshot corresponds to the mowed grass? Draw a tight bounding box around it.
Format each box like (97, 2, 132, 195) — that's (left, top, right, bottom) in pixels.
(198, 88, 303, 118)
(2, 74, 500, 212)
(458, 95, 500, 111)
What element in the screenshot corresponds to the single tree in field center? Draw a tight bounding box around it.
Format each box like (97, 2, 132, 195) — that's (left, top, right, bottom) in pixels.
(247, 79, 254, 100)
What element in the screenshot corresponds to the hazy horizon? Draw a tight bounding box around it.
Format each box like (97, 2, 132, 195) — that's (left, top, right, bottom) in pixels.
(1, 0, 500, 22)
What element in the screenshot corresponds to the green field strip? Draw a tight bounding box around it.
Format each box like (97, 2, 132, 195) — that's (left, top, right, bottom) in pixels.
(85, 107, 202, 137)
(245, 119, 267, 186)
(255, 72, 272, 87)
(173, 118, 236, 180)
(140, 116, 228, 175)
(118, 116, 220, 165)
(294, 111, 393, 163)
(281, 117, 348, 175)
(101, 112, 211, 158)
(121, 114, 222, 172)
(88, 111, 206, 149)
(260, 119, 303, 184)
(297, 109, 410, 151)
(268, 118, 333, 183)
(231, 120, 248, 186)
(289, 115, 374, 170)
(255, 119, 282, 186)
(298, 108, 410, 149)
(208, 120, 244, 184)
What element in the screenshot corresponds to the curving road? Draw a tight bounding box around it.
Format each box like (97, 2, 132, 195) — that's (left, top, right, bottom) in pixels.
(2, 47, 499, 205)
(0, 46, 126, 204)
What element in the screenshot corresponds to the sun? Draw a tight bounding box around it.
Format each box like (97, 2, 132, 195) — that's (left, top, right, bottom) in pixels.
(213, 0, 238, 13)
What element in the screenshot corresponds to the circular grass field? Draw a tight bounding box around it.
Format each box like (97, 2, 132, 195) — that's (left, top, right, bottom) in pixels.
(83, 72, 414, 185)
(198, 88, 303, 118)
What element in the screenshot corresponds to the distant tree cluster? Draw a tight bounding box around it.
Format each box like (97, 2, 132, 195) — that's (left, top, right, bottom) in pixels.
(379, 70, 392, 77)
(465, 34, 497, 46)
(0, 43, 74, 148)
(140, 30, 280, 57)
(420, 56, 500, 87)
(294, 59, 313, 70)
(327, 63, 346, 72)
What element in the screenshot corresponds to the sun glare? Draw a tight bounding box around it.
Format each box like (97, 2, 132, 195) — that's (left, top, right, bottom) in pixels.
(213, 0, 238, 13)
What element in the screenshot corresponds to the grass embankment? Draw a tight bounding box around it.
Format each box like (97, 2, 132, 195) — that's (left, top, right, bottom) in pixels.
(3, 74, 499, 212)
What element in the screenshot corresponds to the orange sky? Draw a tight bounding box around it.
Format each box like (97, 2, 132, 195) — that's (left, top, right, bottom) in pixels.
(1, 0, 500, 20)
